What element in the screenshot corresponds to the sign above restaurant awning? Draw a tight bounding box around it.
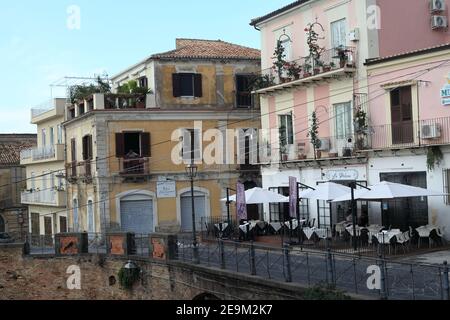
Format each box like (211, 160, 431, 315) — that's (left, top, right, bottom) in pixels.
(325, 169, 359, 181)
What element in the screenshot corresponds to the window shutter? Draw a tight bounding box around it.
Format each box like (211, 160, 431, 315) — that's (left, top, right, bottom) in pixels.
(87, 135, 93, 159)
(194, 74, 203, 97)
(71, 139, 76, 162)
(141, 132, 151, 157)
(172, 74, 181, 97)
(82, 136, 87, 160)
(194, 129, 202, 160)
(115, 133, 124, 158)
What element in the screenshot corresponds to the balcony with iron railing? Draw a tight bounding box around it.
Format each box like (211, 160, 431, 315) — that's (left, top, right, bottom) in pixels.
(20, 144, 65, 165)
(65, 161, 93, 184)
(363, 117, 450, 151)
(66, 92, 157, 121)
(21, 189, 66, 207)
(273, 133, 367, 165)
(118, 157, 151, 179)
(30, 98, 66, 124)
(252, 47, 357, 95)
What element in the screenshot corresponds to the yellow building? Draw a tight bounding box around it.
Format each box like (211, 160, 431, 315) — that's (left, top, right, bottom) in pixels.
(20, 99, 68, 236)
(64, 39, 261, 234)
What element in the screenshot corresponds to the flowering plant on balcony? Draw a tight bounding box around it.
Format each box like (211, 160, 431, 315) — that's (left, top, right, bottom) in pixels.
(305, 23, 325, 72)
(272, 40, 287, 80)
(335, 46, 350, 68)
(284, 62, 302, 80)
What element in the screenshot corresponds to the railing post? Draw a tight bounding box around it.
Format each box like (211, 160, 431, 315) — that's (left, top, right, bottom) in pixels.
(250, 242, 256, 276)
(443, 261, 450, 300)
(327, 248, 335, 286)
(283, 244, 292, 283)
(219, 239, 226, 270)
(378, 255, 388, 300)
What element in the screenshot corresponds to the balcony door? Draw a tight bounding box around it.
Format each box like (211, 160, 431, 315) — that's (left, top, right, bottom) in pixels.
(390, 86, 413, 145)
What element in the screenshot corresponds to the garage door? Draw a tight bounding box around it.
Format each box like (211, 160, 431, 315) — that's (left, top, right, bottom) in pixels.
(181, 192, 206, 232)
(120, 198, 154, 234)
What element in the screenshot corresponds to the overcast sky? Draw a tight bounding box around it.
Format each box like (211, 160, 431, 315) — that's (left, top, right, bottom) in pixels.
(0, 0, 294, 133)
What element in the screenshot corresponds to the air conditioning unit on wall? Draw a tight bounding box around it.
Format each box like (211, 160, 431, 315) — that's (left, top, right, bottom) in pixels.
(317, 138, 330, 151)
(432, 15, 448, 29)
(422, 123, 442, 139)
(430, 0, 446, 13)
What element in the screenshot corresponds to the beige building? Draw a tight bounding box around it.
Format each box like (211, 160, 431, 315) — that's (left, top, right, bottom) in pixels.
(20, 99, 68, 236)
(64, 39, 262, 234)
(0, 134, 36, 240)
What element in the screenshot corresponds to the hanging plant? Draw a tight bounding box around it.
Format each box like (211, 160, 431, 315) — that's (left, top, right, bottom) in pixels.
(354, 108, 368, 133)
(118, 262, 141, 290)
(427, 146, 444, 171)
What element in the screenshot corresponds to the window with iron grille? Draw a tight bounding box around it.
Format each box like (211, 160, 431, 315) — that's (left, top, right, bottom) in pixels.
(443, 169, 450, 205)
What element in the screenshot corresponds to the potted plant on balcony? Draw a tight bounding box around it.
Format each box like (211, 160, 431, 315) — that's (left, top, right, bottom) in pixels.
(354, 108, 368, 150)
(307, 111, 322, 160)
(285, 62, 302, 80)
(322, 62, 333, 72)
(250, 74, 275, 91)
(273, 40, 287, 82)
(335, 46, 350, 68)
(303, 62, 312, 78)
(69, 76, 111, 104)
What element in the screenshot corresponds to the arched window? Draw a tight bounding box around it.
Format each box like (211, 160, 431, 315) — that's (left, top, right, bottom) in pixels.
(0, 215, 5, 233)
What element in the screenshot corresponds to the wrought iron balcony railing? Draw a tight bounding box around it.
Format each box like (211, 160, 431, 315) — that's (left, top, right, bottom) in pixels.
(251, 46, 356, 92)
(365, 117, 450, 150)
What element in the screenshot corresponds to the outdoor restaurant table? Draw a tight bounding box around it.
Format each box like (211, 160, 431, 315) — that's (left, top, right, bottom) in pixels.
(302, 227, 315, 240)
(314, 228, 329, 239)
(365, 225, 383, 244)
(285, 219, 299, 230)
(249, 220, 267, 230)
(335, 221, 350, 237)
(345, 225, 364, 237)
(416, 225, 441, 237)
(239, 223, 253, 234)
(269, 222, 282, 233)
(214, 222, 229, 232)
(375, 230, 402, 244)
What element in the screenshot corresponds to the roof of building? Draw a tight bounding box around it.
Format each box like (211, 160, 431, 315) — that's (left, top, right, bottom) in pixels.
(151, 38, 261, 60)
(365, 43, 450, 66)
(0, 134, 36, 166)
(250, 0, 311, 26)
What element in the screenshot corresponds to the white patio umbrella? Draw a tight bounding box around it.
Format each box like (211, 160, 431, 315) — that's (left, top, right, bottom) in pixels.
(332, 181, 444, 202)
(221, 187, 289, 204)
(298, 182, 352, 201)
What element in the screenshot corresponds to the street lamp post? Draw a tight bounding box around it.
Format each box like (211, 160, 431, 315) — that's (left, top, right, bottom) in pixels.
(186, 162, 199, 264)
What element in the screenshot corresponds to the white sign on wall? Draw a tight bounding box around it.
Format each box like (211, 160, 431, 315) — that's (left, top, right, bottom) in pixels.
(441, 73, 450, 106)
(326, 169, 359, 181)
(157, 181, 176, 198)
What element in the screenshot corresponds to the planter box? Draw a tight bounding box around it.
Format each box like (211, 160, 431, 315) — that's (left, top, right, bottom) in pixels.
(106, 232, 136, 256)
(149, 233, 178, 261)
(55, 233, 88, 256)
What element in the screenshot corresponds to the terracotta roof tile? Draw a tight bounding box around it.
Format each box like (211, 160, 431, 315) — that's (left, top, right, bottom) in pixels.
(0, 139, 36, 166)
(151, 39, 261, 60)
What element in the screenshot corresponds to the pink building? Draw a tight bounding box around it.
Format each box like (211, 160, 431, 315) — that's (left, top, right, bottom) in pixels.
(251, 0, 450, 237)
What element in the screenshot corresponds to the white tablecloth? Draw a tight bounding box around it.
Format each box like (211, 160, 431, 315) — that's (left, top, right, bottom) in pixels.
(239, 223, 253, 233)
(214, 223, 228, 232)
(416, 225, 440, 238)
(314, 228, 329, 239)
(346, 225, 364, 237)
(270, 222, 282, 232)
(375, 230, 402, 244)
(303, 227, 315, 240)
(285, 220, 299, 230)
